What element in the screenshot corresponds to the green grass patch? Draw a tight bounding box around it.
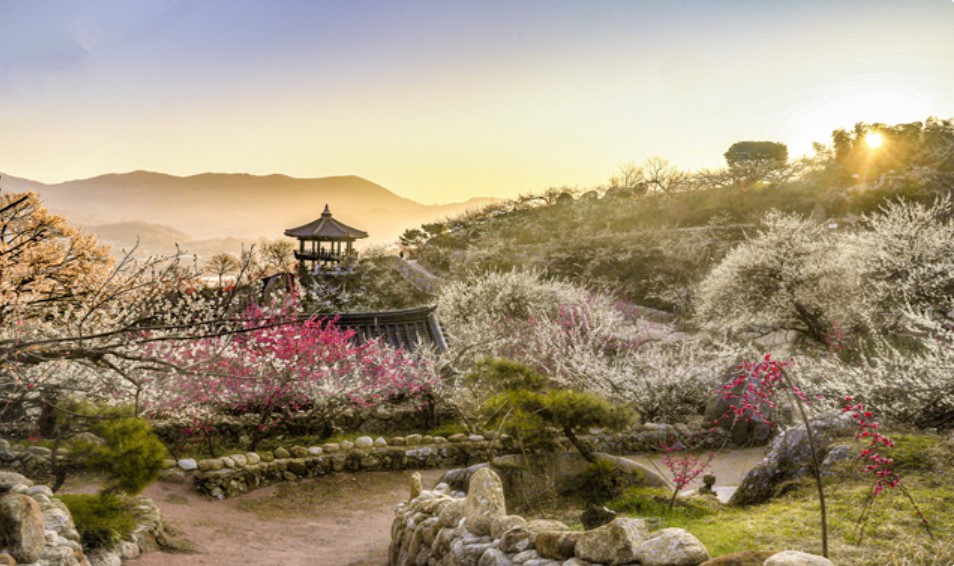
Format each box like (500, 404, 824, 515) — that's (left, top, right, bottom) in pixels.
(610, 475, 953, 564)
(57, 494, 137, 550)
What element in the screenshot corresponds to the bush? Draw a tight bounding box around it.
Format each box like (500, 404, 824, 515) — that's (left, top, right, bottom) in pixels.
(565, 460, 642, 505)
(57, 494, 136, 550)
(76, 414, 167, 495)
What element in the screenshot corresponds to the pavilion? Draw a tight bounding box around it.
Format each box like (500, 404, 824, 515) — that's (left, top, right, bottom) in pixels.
(284, 204, 368, 273)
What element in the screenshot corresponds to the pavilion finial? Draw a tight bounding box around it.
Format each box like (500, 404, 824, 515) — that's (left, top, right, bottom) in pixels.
(322, 204, 331, 216)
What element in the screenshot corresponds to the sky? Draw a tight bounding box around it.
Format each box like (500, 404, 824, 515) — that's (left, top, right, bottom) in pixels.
(2, 0, 953, 204)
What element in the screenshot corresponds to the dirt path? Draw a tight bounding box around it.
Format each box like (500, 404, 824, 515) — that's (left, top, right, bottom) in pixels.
(126, 469, 446, 566)
(94, 448, 766, 566)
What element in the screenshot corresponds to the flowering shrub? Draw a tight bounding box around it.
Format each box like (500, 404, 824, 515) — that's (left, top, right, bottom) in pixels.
(439, 270, 746, 424)
(695, 196, 954, 346)
(843, 396, 934, 542)
(144, 295, 437, 448)
(659, 438, 715, 510)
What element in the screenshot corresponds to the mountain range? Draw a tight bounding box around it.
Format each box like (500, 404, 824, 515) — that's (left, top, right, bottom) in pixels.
(0, 171, 497, 257)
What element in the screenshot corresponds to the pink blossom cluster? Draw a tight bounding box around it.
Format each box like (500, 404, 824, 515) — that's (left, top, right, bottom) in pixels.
(717, 353, 797, 427)
(842, 396, 900, 495)
(143, 294, 438, 434)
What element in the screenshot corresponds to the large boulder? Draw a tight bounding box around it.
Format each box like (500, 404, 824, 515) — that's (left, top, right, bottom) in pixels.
(636, 528, 710, 566)
(574, 518, 650, 565)
(730, 411, 855, 506)
(492, 452, 665, 511)
(763, 550, 834, 566)
(462, 468, 507, 536)
(438, 463, 490, 493)
(703, 373, 778, 446)
(0, 493, 46, 563)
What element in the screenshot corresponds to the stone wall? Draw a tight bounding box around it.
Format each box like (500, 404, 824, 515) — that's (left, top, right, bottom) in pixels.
(161, 426, 726, 499)
(388, 468, 834, 566)
(0, 472, 164, 566)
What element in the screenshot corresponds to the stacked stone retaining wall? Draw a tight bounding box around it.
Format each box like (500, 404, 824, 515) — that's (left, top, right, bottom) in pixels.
(162, 426, 727, 498)
(388, 467, 834, 566)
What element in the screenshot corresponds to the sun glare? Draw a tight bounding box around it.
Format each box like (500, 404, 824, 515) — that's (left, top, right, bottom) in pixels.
(865, 132, 883, 149)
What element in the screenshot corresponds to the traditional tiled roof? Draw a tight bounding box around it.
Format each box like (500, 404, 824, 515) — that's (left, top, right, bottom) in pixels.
(284, 204, 368, 241)
(318, 305, 447, 353)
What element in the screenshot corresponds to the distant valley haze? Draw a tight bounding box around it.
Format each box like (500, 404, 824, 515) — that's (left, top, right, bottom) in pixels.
(0, 170, 498, 257)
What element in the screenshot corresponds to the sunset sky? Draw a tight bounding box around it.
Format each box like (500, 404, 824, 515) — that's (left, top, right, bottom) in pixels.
(2, 0, 953, 204)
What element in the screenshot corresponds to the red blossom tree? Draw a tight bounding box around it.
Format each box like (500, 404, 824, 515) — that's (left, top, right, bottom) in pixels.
(144, 296, 438, 449)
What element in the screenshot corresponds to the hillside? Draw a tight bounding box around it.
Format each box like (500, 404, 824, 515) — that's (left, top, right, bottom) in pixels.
(0, 171, 498, 255)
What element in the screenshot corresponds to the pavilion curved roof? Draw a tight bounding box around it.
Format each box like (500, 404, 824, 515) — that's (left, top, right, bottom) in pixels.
(284, 204, 369, 241)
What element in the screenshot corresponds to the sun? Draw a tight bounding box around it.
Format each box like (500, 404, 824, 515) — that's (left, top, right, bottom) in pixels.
(865, 132, 884, 149)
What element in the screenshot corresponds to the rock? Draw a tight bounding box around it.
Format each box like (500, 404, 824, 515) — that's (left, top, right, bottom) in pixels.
(0, 473, 30, 494)
(221, 457, 235, 469)
(340, 440, 355, 450)
(574, 518, 650, 566)
(27, 445, 51, 456)
(374, 437, 388, 447)
(699, 550, 774, 565)
(730, 411, 856, 506)
(448, 433, 468, 443)
(480, 548, 513, 566)
(592, 453, 668, 487)
(198, 459, 224, 472)
(536, 530, 582, 561)
(512, 549, 540, 564)
(322, 443, 339, 453)
(636, 528, 710, 566)
(354, 436, 374, 449)
(561, 559, 591, 566)
(274, 447, 291, 459)
(434, 436, 448, 445)
(87, 550, 122, 566)
(438, 463, 490, 493)
(580, 504, 617, 530)
(438, 499, 465, 528)
(469, 434, 485, 442)
(259, 451, 274, 462)
(703, 372, 785, 446)
(0, 493, 46, 563)
(0, 552, 13, 565)
(409, 472, 423, 500)
(462, 468, 507, 536)
(26, 485, 53, 497)
(176, 458, 198, 471)
(406, 434, 423, 446)
(491, 514, 527, 539)
(391, 437, 407, 446)
(501, 520, 570, 554)
(283, 471, 298, 481)
(116, 539, 141, 559)
(763, 550, 834, 566)
(820, 444, 853, 476)
(246, 452, 262, 464)
(290, 446, 309, 458)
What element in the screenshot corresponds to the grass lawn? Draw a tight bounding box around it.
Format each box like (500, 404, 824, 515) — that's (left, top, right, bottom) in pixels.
(608, 434, 954, 565)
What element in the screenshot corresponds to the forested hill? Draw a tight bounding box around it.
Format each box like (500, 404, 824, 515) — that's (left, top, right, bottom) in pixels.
(407, 119, 954, 314)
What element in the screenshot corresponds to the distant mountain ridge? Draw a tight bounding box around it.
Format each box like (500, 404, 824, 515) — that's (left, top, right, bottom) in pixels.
(0, 171, 499, 256)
